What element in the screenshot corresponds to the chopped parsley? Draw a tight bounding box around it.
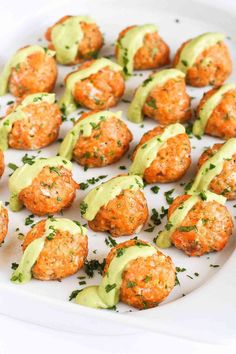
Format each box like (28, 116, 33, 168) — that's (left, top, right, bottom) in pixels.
(164, 189, 175, 205)
(105, 283, 116, 293)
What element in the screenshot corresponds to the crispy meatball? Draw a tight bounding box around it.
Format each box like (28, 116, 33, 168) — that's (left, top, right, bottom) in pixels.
(142, 76, 191, 125)
(0, 204, 8, 244)
(7, 101, 62, 150)
(88, 189, 148, 237)
(104, 240, 176, 309)
(131, 126, 191, 183)
(196, 87, 236, 139)
(116, 26, 170, 70)
(0, 150, 4, 177)
(198, 143, 236, 200)
(72, 111, 132, 167)
(173, 40, 232, 87)
(8, 48, 57, 97)
(22, 220, 88, 280)
(168, 195, 233, 256)
(67, 61, 125, 110)
(45, 15, 103, 65)
(19, 166, 78, 216)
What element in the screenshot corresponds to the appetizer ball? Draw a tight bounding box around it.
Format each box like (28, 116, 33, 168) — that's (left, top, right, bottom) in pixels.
(197, 142, 236, 200)
(60, 110, 132, 167)
(22, 219, 88, 280)
(45, 15, 103, 65)
(0, 45, 57, 97)
(127, 69, 191, 124)
(116, 24, 170, 76)
(1, 93, 62, 151)
(130, 124, 191, 183)
(103, 240, 176, 309)
(168, 194, 233, 256)
(62, 59, 125, 112)
(81, 175, 148, 237)
(0, 150, 4, 177)
(173, 32, 232, 87)
(9, 157, 78, 215)
(194, 84, 236, 139)
(0, 203, 8, 244)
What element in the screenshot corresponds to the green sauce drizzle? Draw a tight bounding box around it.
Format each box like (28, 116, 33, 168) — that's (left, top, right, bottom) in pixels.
(9, 156, 72, 212)
(117, 24, 157, 77)
(81, 175, 144, 221)
(129, 123, 185, 177)
(59, 58, 122, 114)
(11, 218, 87, 284)
(193, 83, 235, 137)
(0, 93, 56, 151)
(0, 45, 55, 95)
(59, 110, 122, 160)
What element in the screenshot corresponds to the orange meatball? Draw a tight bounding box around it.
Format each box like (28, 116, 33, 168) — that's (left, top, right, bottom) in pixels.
(8, 47, 57, 97)
(72, 111, 132, 167)
(197, 143, 236, 200)
(168, 195, 233, 256)
(104, 239, 176, 309)
(45, 16, 103, 65)
(116, 25, 170, 70)
(67, 61, 125, 110)
(19, 166, 78, 216)
(173, 40, 232, 87)
(142, 76, 191, 125)
(0, 150, 4, 177)
(196, 87, 236, 139)
(88, 189, 148, 237)
(7, 101, 62, 150)
(131, 126, 191, 183)
(0, 205, 8, 244)
(22, 220, 88, 280)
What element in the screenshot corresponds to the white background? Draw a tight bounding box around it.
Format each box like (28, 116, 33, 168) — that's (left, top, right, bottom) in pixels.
(0, 0, 235, 353)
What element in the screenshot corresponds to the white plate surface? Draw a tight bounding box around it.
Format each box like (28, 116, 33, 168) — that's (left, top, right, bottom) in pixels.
(0, 0, 235, 344)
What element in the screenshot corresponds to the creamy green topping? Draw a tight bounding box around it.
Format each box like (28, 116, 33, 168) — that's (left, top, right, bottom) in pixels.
(11, 218, 87, 284)
(51, 16, 94, 65)
(175, 32, 225, 74)
(59, 58, 122, 114)
(129, 123, 185, 177)
(9, 156, 72, 212)
(117, 24, 157, 77)
(76, 243, 156, 308)
(193, 83, 235, 137)
(0, 45, 55, 96)
(0, 93, 56, 151)
(59, 110, 122, 160)
(127, 69, 185, 123)
(81, 175, 144, 221)
(189, 138, 236, 194)
(156, 191, 226, 248)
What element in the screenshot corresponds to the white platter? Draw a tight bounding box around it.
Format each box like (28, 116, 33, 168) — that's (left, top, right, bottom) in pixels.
(0, 0, 235, 344)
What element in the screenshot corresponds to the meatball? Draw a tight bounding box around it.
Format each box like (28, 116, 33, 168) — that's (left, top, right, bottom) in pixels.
(22, 219, 88, 280)
(116, 25, 170, 71)
(45, 15, 103, 65)
(104, 240, 176, 309)
(67, 60, 125, 110)
(72, 111, 132, 167)
(19, 165, 78, 216)
(173, 38, 232, 87)
(142, 75, 191, 125)
(196, 86, 236, 139)
(168, 195, 233, 256)
(0, 150, 4, 177)
(8, 47, 57, 97)
(131, 126, 191, 183)
(0, 204, 8, 244)
(197, 143, 236, 200)
(7, 99, 62, 150)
